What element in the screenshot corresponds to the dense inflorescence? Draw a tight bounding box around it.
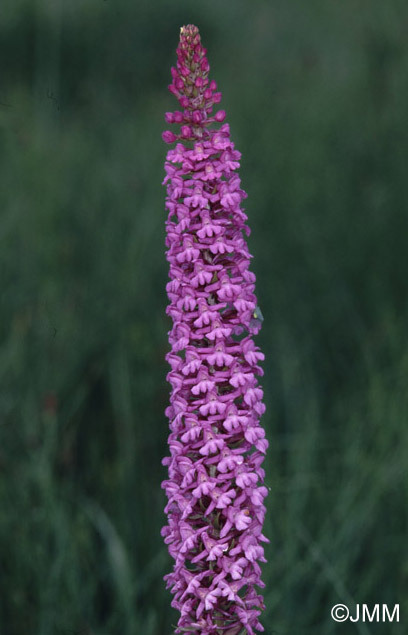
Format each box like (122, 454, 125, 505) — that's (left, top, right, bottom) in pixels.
(161, 25, 269, 635)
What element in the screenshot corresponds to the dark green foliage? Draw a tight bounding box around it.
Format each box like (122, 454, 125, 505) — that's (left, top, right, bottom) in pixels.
(1, 1, 407, 633)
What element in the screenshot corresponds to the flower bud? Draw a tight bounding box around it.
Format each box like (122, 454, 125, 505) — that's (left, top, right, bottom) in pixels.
(214, 109, 226, 122)
(192, 110, 202, 124)
(180, 125, 192, 138)
(173, 111, 184, 123)
(162, 130, 177, 143)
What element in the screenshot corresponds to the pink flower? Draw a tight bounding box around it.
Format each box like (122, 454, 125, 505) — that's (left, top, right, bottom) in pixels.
(236, 471, 258, 488)
(206, 347, 234, 367)
(228, 557, 248, 580)
(199, 435, 225, 455)
(234, 509, 253, 531)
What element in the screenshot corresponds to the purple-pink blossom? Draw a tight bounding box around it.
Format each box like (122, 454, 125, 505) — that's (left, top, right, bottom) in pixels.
(161, 25, 268, 634)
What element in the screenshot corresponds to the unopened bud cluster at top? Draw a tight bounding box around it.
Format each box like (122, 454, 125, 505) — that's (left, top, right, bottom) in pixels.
(162, 25, 226, 144)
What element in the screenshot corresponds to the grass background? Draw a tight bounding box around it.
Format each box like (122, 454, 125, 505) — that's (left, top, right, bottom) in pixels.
(1, 0, 407, 633)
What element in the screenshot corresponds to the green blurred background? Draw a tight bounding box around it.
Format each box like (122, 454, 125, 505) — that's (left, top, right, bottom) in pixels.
(1, 0, 408, 633)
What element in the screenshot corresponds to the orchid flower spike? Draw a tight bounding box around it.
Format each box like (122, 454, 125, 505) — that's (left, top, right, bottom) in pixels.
(162, 24, 269, 635)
